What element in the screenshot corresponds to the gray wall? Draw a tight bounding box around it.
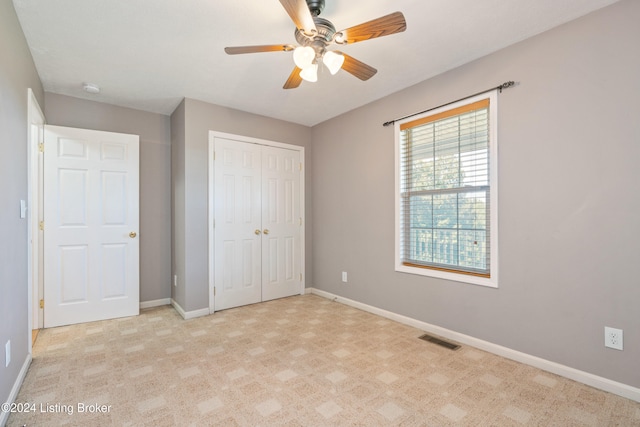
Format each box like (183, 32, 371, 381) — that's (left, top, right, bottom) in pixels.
(171, 98, 312, 312)
(311, 0, 640, 388)
(44, 93, 172, 303)
(170, 100, 186, 308)
(0, 0, 44, 407)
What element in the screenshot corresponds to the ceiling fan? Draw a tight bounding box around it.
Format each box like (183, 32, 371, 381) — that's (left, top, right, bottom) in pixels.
(224, 0, 407, 89)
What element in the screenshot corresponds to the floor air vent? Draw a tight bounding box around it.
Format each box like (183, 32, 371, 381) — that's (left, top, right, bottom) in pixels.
(418, 334, 461, 350)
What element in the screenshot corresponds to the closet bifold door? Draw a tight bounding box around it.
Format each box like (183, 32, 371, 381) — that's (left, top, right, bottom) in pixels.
(213, 138, 302, 311)
(214, 139, 263, 311)
(260, 145, 301, 302)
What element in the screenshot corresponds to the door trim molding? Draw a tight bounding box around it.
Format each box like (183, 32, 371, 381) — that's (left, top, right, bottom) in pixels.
(27, 88, 45, 345)
(208, 131, 306, 314)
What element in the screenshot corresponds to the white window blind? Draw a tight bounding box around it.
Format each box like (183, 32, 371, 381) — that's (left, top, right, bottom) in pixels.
(396, 93, 498, 286)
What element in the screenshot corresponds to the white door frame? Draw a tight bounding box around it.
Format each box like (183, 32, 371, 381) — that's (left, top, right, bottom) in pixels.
(208, 131, 305, 314)
(27, 88, 45, 349)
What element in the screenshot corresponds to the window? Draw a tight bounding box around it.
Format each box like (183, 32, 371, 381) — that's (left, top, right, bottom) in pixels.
(395, 91, 498, 287)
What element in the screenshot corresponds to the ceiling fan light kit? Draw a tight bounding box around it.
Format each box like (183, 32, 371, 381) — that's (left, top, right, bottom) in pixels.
(323, 51, 344, 75)
(293, 45, 316, 69)
(224, 0, 406, 89)
(299, 63, 319, 82)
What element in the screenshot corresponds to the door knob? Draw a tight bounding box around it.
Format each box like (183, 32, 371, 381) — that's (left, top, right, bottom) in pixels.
(129, 232, 137, 238)
(255, 229, 261, 235)
(263, 229, 269, 235)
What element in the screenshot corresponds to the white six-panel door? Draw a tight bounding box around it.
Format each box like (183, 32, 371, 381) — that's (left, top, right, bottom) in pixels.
(261, 145, 301, 302)
(213, 136, 302, 311)
(44, 125, 139, 327)
(214, 139, 263, 310)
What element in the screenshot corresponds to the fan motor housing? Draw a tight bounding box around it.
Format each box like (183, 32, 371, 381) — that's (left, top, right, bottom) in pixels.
(295, 17, 336, 46)
(306, 0, 325, 16)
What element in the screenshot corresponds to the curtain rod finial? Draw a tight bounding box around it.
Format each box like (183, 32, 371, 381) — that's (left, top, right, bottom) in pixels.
(499, 81, 515, 92)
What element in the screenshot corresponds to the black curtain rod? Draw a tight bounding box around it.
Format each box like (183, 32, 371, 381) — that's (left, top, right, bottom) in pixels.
(382, 81, 515, 127)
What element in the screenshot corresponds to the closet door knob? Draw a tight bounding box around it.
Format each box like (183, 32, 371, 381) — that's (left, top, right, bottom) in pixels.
(255, 229, 261, 235)
(263, 229, 270, 235)
(129, 232, 137, 238)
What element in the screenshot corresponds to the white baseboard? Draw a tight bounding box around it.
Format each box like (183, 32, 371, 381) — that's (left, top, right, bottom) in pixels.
(170, 299, 210, 320)
(1, 354, 32, 427)
(140, 298, 171, 309)
(309, 287, 640, 403)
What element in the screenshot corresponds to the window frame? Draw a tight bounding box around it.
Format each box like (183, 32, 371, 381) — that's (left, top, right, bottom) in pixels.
(394, 91, 499, 288)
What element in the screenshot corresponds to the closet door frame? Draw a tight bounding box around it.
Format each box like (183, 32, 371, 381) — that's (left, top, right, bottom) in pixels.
(208, 131, 305, 314)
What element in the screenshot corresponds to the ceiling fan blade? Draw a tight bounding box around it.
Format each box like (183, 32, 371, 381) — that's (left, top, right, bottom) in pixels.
(283, 67, 303, 89)
(224, 44, 294, 55)
(338, 53, 377, 81)
(279, 0, 317, 35)
(337, 11, 406, 44)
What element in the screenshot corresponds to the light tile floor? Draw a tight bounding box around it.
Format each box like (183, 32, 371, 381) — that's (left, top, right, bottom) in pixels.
(8, 295, 640, 426)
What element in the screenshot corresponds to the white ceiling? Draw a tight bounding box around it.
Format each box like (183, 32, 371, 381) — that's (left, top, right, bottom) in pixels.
(13, 0, 619, 126)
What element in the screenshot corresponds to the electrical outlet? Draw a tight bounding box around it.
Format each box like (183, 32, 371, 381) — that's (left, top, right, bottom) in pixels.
(5, 340, 10, 367)
(604, 326, 623, 350)
(341, 272, 347, 283)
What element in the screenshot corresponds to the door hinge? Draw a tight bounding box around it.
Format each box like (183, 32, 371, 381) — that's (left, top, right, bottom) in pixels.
(39, 299, 44, 309)
(213, 151, 216, 161)
(299, 217, 302, 226)
(214, 287, 216, 296)
(299, 162, 302, 171)
(300, 273, 303, 282)
(39, 143, 44, 153)
(39, 221, 44, 231)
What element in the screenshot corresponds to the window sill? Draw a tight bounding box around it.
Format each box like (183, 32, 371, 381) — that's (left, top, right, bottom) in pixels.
(395, 263, 498, 288)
